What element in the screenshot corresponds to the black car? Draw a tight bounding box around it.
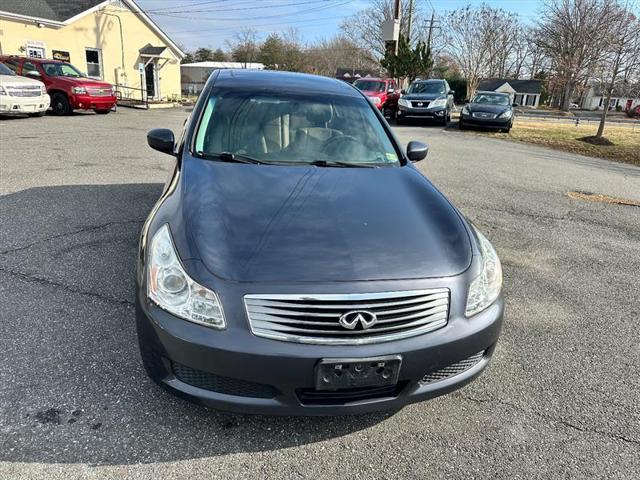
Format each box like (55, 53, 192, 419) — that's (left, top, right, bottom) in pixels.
(136, 69, 504, 415)
(459, 91, 515, 132)
(396, 79, 455, 125)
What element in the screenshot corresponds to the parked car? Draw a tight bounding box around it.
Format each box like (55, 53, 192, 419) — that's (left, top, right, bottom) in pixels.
(0, 55, 116, 115)
(136, 69, 504, 415)
(352, 77, 400, 118)
(396, 79, 455, 125)
(459, 91, 515, 133)
(626, 105, 640, 118)
(0, 61, 49, 117)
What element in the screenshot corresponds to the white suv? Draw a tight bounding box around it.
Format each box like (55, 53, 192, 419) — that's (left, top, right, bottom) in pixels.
(0, 62, 50, 116)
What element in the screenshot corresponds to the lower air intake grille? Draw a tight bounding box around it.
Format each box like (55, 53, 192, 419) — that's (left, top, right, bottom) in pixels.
(297, 382, 406, 406)
(419, 351, 485, 385)
(171, 362, 277, 399)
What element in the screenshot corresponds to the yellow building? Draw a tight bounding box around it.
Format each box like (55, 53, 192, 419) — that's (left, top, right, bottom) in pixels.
(0, 0, 185, 101)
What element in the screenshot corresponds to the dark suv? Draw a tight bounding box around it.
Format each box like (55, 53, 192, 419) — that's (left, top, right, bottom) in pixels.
(0, 55, 116, 115)
(397, 79, 455, 125)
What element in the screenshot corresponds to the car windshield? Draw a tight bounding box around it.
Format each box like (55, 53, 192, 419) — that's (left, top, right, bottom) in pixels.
(471, 93, 510, 106)
(194, 91, 400, 166)
(407, 81, 445, 94)
(354, 80, 385, 92)
(0, 63, 15, 76)
(41, 62, 85, 78)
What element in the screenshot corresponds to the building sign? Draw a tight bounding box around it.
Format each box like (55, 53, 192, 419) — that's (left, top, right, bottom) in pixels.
(52, 50, 70, 62)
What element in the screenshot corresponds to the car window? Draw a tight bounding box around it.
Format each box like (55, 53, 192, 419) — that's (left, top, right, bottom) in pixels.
(471, 93, 510, 106)
(0, 63, 15, 76)
(194, 91, 400, 166)
(2, 58, 20, 72)
(407, 81, 445, 95)
(353, 81, 385, 93)
(41, 62, 84, 77)
(22, 61, 38, 74)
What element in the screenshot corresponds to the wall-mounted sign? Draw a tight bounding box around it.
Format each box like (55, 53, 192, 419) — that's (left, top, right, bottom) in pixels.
(138, 62, 145, 75)
(52, 50, 70, 62)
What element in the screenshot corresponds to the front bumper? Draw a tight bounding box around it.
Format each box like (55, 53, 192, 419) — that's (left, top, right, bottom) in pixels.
(136, 286, 503, 415)
(0, 94, 50, 115)
(460, 114, 511, 129)
(397, 106, 446, 119)
(69, 93, 117, 110)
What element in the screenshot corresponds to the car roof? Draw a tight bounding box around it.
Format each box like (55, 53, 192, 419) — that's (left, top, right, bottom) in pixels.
(354, 78, 389, 82)
(0, 55, 63, 64)
(413, 79, 445, 83)
(213, 69, 361, 97)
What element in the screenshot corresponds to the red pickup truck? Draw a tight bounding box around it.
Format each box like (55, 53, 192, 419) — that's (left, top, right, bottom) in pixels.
(0, 55, 116, 115)
(353, 78, 400, 119)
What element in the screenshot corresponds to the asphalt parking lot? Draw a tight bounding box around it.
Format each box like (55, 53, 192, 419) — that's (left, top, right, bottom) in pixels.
(1, 108, 639, 479)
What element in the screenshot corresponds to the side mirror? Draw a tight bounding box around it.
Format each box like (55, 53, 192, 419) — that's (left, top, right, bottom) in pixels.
(464, 98, 469, 103)
(401, 89, 406, 95)
(407, 141, 428, 162)
(448, 89, 455, 95)
(147, 128, 175, 155)
(25, 70, 41, 78)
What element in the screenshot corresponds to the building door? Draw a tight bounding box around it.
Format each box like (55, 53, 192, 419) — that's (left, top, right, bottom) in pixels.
(144, 62, 156, 99)
(626, 99, 633, 111)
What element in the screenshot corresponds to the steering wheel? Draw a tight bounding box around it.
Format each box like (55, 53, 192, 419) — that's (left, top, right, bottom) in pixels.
(321, 135, 360, 155)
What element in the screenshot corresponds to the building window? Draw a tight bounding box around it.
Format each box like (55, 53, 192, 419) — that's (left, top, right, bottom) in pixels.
(26, 46, 45, 58)
(526, 94, 536, 106)
(85, 48, 103, 79)
(514, 94, 524, 105)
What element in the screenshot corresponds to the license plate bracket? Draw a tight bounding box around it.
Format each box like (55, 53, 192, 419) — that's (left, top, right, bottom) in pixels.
(315, 355, 402, 391)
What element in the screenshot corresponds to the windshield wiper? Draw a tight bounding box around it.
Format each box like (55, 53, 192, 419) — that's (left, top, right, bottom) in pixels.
(309, 160, 378, 168)
(196, 151, 267, 165)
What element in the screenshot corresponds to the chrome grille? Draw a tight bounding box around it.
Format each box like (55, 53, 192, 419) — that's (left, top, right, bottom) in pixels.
(472, 111, 497, 119)
(6, 86, 42, 97)
(419, 350, 485, 385)
(86, 86, 112, 97)
(410, 100, 430, 108)
(244, 289, 449, 345)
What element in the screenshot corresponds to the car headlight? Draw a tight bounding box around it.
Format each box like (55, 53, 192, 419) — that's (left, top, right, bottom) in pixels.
(465, 226, 502, 317)
(430, 97, 447, 108)
(398, 98, 410, 107)
(370, 96, 382, 105)
(461, 106, 470, 115)
(147, 224, 226, 329)
(41, 86, 47, 95)
(0, 86, 6, 96)
(72, 86, 87, 94)
(498, 110, 513, 119)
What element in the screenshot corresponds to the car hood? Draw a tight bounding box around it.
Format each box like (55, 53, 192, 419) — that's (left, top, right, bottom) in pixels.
(402, 93, 441, 101)
(361, 90, 384, 97)
(53, 76, 113, 88)
(467, 103, 510, 114)
(0, 74, 44, 88)
(179, 159, 472, 283)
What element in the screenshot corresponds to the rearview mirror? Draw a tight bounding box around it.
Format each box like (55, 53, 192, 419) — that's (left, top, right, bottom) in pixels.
(147, 128, 175, 155)
(407, 141, 428, 162)
(25, 70, 41, 78)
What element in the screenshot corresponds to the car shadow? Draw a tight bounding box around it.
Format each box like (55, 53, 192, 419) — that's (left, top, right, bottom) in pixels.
(0, 183, 393, 466)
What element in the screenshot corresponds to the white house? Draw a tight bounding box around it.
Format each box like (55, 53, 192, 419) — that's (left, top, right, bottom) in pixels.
(477, 78, 543, 107)
(181, 61, 264, 95)
(579, 82, 640, 111)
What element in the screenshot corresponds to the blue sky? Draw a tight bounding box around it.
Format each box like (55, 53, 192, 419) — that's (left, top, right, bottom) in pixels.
(138, 0, 540, 51)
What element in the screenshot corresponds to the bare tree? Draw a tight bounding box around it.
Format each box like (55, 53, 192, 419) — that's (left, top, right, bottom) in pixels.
(444, 5, 518, 98)
(534, 0, 617, 111)
(339, 0, 429, 58)
(305, 36, 380, 77)
(594, 6, 640, 137)
(226, 28, 259, 67)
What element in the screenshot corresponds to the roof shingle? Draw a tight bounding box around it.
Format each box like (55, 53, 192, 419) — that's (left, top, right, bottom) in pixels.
(0, 0, 106, 22)
(478, 78, 542, 94)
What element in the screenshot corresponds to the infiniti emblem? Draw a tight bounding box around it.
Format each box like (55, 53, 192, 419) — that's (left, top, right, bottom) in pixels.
(339, 310, 378, 330)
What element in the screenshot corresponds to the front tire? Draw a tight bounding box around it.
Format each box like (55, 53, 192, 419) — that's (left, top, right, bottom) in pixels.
(51, 93, 71, 116)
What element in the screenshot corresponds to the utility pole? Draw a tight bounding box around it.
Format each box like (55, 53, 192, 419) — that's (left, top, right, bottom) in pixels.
(407, 0, 414, 43)
(393, 0, 401, 54)
(426, 10, 435, 51)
